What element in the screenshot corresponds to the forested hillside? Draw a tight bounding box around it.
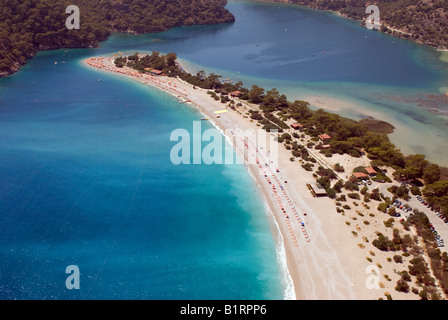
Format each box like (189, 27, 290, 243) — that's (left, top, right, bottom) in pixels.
(261, 0, 448, 50)
(0, 0, 235, 77)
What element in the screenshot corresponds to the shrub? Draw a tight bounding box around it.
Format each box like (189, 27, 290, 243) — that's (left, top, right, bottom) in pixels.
(347, 192, 360, 200)
(316, 166, 337, 179)
(419, 288, 429, 300)
(384, 218, 394, 228)
(372, 233, 394, 251)
(411, 186, 421, 196)
(249, 110, 264, 121)
(408, 257, 428, 277)
(372, 172, 392, 183)
(348, 149, 361, 158)
(363, 194, 371, 202)
(377, 202, 388, 213)
(320, 148, 333, 158)
(333, 180, 344, 193)
(370, 189, 382, 201)
(302, 163, 314, 171)
(344, 180, 359, 191)
(220, 95, 230, 103)
(401, 271, 411, 282)
(388, 207, 397, 216)
(395, 279, 410, 293)
(326, 187, 336, 199)
(392, 228, 402, 245)
(360, 186, 368, 195)
(389, 184, 409, 200)
(401, 234, 413, 251)
(334, 163, 345, 172)
(281, 133, 292, 140)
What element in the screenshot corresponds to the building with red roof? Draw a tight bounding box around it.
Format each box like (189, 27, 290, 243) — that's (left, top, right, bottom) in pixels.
(230, 91, 243, 97)
(365, 166, 377, 176)
(145, 68, 163, 76)
(318, 134, 332, 143)
(291, 123, 304, 130)
(352, 172, 369, 180)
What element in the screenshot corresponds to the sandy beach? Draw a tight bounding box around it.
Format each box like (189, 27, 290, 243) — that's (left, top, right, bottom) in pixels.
(84, 56, 433, 300)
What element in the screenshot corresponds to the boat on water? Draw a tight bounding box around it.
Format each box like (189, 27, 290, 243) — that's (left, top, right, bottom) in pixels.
(201, 118, 209, 121)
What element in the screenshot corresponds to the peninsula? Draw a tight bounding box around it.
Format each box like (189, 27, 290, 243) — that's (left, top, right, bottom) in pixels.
(86, 51, 448, 300)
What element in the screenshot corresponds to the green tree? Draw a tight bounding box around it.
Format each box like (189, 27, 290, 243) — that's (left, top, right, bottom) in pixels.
(248, 85, 265, 104)
(206, 73, 222, 89)
(423, 180, 448, 198)
(165, 52, 177, 67)
(423, 163, 440, 185)
(395, 279, 409, 293)
(289, 100, 312, 120)
(263, 88, 280, 106)
(377, 202, 388, 213)
(401, 154, 428, 180)
(372, 233, 393, 251)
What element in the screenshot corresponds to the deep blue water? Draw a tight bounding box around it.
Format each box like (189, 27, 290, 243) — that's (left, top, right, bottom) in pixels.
(0, 50, 284, 299)
(1, 0, 448, 300)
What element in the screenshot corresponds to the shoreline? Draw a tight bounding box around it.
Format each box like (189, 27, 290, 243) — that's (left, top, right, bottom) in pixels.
(83, 56, 425, 300)
(247, 0, 448, 51)
(84, 56, 308, 298)
(202, 111, 297, 299)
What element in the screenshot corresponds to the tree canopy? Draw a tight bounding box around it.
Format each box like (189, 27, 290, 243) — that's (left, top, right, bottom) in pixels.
(286, 0, 448, 50)
(0, 0, 235, 77)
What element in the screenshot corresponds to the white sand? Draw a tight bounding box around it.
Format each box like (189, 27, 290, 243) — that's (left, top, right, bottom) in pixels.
(84, 56, 429, 300)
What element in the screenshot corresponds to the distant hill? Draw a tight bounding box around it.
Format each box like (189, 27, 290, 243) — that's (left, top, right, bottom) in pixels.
(0, 0, 235, 77)
(257, 0, 448, 50)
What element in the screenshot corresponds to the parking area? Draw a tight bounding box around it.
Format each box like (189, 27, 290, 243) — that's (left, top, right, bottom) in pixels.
(406, 195, 448, 253)
(372, 181, 448, 253)
(413, 195, 447, 248)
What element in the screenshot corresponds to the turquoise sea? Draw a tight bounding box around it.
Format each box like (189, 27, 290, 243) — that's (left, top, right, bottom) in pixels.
(1, 0, 448, 299)
(0, 49, 287, 299)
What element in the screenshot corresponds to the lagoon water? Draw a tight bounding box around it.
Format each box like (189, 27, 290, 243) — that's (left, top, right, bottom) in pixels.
(1, 0, 448, 299)
(99, 0, 448, 165)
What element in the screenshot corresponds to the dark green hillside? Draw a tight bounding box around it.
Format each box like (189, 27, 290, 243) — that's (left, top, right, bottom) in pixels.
(261, 0, 448, 49)
(0, 0, 235, 77)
